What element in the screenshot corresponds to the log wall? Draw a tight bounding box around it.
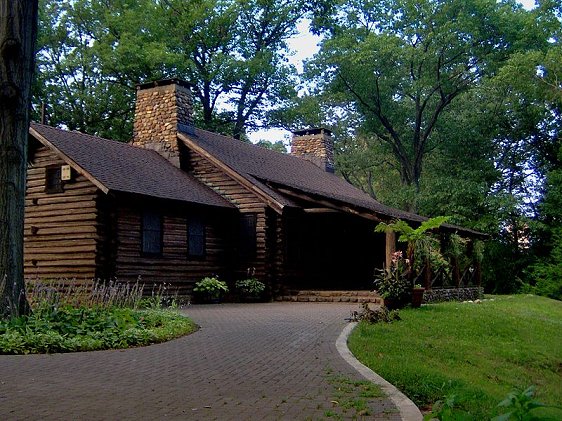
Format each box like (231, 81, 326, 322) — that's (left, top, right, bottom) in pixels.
(24, 145, 99, 283)
(111, 196, 233, 296)
(186, 149, 269, 280)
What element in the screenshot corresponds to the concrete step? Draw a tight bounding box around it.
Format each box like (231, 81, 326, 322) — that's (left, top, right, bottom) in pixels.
(275, 290, 383, 304)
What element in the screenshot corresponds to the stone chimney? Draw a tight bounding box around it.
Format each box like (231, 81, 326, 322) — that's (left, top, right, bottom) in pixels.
(132, 79, 194, 167)
(291, 128, 334, 173)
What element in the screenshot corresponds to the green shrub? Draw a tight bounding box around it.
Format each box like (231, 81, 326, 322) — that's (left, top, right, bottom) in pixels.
(0, 305, 196, 354)
(235, 278, 266, 296)
(193, 277, 228, 300)
(350, 303, 401, 324)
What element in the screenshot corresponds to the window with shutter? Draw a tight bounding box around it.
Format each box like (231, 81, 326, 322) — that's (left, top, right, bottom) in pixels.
(239, 214, 257, 258)
(187, 216, 205, 258)
(142, 211, 162, 255)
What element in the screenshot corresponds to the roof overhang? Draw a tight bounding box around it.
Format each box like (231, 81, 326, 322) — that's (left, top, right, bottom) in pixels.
(29, 126, 110, 194)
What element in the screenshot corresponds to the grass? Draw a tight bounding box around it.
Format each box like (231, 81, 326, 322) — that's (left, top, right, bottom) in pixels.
(322, 368, 385, 420)
(348, 295, 562, 419)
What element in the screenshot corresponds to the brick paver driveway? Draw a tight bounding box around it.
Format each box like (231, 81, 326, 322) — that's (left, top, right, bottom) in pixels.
(0, 303, 400, 420)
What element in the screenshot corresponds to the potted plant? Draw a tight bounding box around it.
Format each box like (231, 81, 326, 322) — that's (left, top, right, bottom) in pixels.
(374, 251, 411, 309)
(193, 277, 229, 303)
(235, 278, 266, 302)
(412, 283, 425, 308)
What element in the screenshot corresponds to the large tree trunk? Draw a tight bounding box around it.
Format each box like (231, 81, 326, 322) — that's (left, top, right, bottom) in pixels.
(0, 0, 38, 318)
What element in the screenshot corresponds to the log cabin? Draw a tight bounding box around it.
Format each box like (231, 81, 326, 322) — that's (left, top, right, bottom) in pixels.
(25, 79, 483, 298)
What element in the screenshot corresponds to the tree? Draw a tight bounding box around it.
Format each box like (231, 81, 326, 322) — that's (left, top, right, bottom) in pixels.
(34, 0, 306, 140)
(0, 0, 38, 318)
(34, 0, 172, 141)
(307, 0, 551, 207)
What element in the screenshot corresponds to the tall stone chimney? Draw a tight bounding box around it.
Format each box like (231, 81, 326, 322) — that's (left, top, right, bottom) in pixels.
(132, 79, 194, 167)
(291, 128, 334, 173)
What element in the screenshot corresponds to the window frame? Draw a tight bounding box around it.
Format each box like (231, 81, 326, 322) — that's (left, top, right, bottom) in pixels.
(239, 213, 257, 259)
(44, 165, 64, 194)
(141, 210, 163, 256)
(187, 215, 206, 259)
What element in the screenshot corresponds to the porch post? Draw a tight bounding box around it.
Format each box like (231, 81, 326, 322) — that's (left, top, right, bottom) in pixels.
(385, 231, 396, 268)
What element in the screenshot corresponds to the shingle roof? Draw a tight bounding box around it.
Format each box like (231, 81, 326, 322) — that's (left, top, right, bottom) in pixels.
(30, 123, 234, 209)
(182, 128, 426, 222)
(181, 128, 486, 237)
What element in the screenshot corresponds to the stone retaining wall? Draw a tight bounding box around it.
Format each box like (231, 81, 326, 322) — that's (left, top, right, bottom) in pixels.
(423, 287, 483, 303)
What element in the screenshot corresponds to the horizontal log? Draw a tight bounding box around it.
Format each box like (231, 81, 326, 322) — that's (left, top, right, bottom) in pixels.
(25, 199, 97, 212)
(25, 244, 96, 254)
(24, 233, 98, 242)
(25, 225, 98, 235)
(26, 253, 95, 263)
(26, 193, 99, 206)
(25, 212, 97, 225)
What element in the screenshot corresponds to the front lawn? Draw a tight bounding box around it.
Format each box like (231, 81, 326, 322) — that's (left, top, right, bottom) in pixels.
(348, 295, 562, 419)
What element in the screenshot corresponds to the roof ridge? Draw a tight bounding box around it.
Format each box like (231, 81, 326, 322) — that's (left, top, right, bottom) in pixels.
(30, 121, 147, 152)
(192, 126, 336, 170)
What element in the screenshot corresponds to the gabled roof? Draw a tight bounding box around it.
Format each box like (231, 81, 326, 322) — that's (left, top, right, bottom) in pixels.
(179, 128, 486, 237)
(29, 123, 234, 209)
(180, 128, 426, 222)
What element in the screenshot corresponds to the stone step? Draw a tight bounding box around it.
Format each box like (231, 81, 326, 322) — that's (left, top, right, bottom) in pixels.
(275, 290, 383, 304)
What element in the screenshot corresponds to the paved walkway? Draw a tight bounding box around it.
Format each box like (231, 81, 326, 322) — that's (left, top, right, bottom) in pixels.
(0, 303, 401, 420)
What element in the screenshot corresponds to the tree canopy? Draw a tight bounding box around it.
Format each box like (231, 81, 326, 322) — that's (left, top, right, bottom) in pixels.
(34, 0, 306, 140)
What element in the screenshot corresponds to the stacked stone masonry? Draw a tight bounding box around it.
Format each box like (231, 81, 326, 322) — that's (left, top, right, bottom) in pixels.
(133, 83, 193, 167)
(423, 287, 484, 303)
(275, 290, 384, 304)
(291, 129, 334, 172)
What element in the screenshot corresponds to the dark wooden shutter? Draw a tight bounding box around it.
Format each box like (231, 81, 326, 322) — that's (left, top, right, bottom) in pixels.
(187, 216, 205, 257)
(239, 214, 257, 258)
(142, 211, 162, 255)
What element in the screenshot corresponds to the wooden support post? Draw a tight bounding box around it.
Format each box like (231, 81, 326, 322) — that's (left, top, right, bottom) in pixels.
(453, 256, 460, 288)
(424, 258, 432, 290)
(475, 260, 482, 287)
(385, 231, 396, 268)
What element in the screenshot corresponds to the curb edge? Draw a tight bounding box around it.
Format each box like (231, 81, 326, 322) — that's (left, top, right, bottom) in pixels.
(336, 322, 423, 421)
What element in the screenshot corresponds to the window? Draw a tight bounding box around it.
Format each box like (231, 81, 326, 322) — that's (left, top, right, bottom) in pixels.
(239, 214, 257, 258)
(187, 216, 205, 258)
(142, 211, 162, 255)
(45, 166, 63, 193)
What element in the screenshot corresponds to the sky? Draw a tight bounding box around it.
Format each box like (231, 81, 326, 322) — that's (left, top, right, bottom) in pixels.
(247, 0, 538, 146)
(247, 19, 320, 146)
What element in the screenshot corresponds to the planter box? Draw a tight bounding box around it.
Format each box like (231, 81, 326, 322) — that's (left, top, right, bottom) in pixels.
(411, 288, 425, 308)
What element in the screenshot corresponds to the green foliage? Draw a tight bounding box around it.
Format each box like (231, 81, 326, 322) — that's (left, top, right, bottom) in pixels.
(350, 303, 401, 324)
(348, 295, 562, 419)
(235, 278, 265, 296)
(376, 216, 449, 250)
(528, 229, 562, 301)
(373, 251, 411, 304)
(423, 394, 472, 421)
(325, 374, 384, 418)
(0, 305, 196, 354)
(493, 386, 562, 421)
(193, 276, 228, 300)
(424, 386, 562, 421)
(254, 140, 287, 153)
(375, 217, 449, 274)
(34, 0, 306, 140)
(307, 0, 551, 197)
(528, 144, 562, 300)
